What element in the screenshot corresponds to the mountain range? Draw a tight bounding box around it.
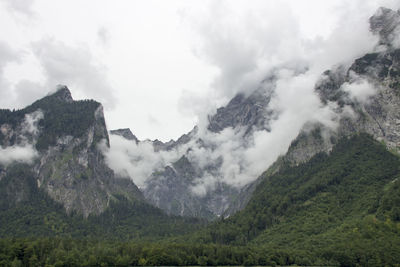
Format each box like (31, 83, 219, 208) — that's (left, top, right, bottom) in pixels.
(0, 6, 400, 266)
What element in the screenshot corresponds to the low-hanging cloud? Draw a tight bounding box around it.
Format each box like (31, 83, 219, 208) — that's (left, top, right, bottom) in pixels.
(186, 70, 341, 196)
(0, 145, 38, 166)
(177, 0, 395, 195)
(341, 72, 378, 104)
(100, 134, 186, 188)
(97, 2, 399, 198)
(0, 110, 43, 166)
(179, 0, 383, 126)
(21, 110, 43, 136)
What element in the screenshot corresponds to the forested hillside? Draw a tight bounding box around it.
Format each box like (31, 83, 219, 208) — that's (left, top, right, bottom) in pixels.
(186, 134, 400, 265)
(1, 134, 399, 266)
(0, 163, 204, 241)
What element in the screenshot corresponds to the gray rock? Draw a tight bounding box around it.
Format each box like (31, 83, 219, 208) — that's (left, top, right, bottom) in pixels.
(207, 87, 273, 135)
(370, 7, 400, 47)
(110, 128, 140, 144)
(0, 87, 143, 218)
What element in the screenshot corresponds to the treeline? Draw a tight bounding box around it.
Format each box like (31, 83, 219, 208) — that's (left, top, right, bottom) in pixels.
(178, 134, 400, 266)
(0, 238, 332, 266)
(190, 134, 400, 245)
(2, 236, 397, 266)
(1, 133, 400, 266)
(0, 164, 205, 241)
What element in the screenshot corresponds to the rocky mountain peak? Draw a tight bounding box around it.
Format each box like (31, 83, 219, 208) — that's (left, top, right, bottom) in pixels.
(370, 7, 400, 46)
(49, 85, 74, 103)
(110, 128, 139, 144)
(207, 87, 273, 135)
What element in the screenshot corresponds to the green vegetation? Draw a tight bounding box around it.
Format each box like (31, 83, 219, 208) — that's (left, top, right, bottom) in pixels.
(0, 239, 293, 266)
(185, 133, 400, 265)
(0, 90, 102, 150)
(1, 134, 400, 265)
(0, 164, 204, 241)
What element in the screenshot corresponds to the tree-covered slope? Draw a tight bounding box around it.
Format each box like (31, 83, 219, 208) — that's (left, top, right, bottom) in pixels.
(0, 163, 204, 241)
(2, 134, 398, 266)
(187, 134, 400, 265)
(0, 86, 146, 217)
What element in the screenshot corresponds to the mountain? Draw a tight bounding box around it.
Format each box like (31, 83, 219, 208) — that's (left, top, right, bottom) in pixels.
(222, 6, 400, 217)
(110, 128, 139, 144)
(0, 6, 400, 266)
(207, 86, 274, 135)
(111, 6, 400, 220)
(176, 7, 400, 265)
(1, 86, 143, 217)
(110, 84, 276, 219)
(0, 86, 204, 239)
(188, 134, 400, 265)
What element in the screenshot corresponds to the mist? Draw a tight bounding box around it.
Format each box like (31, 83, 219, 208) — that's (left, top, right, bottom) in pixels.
(101, 1, 400, 195)
(0, 110, 43, 166)
(101, 134, 188, 188)
(1, 0, 399, 195)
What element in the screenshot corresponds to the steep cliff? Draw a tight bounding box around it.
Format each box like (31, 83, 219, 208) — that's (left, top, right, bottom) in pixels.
(224, 7, 400, 216)
(286, 7, 400, 166)
(110, 86, 276, 219)
(0, 86, 143, 217)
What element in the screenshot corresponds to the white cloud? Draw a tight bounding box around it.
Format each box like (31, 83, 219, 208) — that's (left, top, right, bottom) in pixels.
(97, 26, 111, 47)
(185, 70, 341, 195)
(341, 72, 377, 103)
(13, 80, 44, 108)
(0, 41, 21, 107)
(100, 135, 186, 188)
(102, 0, 389, 193)
(21, 109, 43, 136)
(179, 0, 382, 129)
(0, 0, 35, 17)
(0, 1, 399, 195)
(0, 144, 38, 166)
(171, 0, 386, 195)
(31, 38, 117, 109)
(0, 110, 43, 166)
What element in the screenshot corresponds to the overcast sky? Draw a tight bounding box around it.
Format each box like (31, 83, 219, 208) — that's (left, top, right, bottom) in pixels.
(0, 0, 399, 141)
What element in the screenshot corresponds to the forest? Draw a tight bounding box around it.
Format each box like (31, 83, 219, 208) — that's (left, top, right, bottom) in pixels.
(1, 134, 399, 266)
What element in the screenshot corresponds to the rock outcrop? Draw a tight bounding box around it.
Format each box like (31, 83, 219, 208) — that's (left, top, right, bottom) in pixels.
(0, 86, 143, 217)
(224, 7, 400, 216)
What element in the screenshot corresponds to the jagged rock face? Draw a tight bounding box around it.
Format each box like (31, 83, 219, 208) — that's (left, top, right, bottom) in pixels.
(316, 49, 400, 145)
(122, 87, 274, 219)
(109, 7, 400, 220)
(207, 87, 273, 135)
(225, 7, 400, 216)
(142, 154, 239, 219)
(109, 86, 274, 219)
(110, 128, 139, 144)
(151, 126, 197, 152)
(0, 86, 143, 217)
(134, 84, 276, 218)
(52, 85, 74, 103)
(143, 156, 214, 219)
(370, 7, 400, 47)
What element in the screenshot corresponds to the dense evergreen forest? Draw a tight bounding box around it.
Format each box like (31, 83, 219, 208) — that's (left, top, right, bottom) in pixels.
(1, 134, 399, 266)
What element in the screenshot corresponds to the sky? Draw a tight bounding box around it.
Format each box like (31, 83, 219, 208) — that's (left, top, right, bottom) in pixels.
(0, 0, 399, 142)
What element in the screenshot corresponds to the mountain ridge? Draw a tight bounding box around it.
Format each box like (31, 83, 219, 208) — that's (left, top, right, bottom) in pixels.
(107, 6, 400, 219)
(0, 86, 143, 217)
